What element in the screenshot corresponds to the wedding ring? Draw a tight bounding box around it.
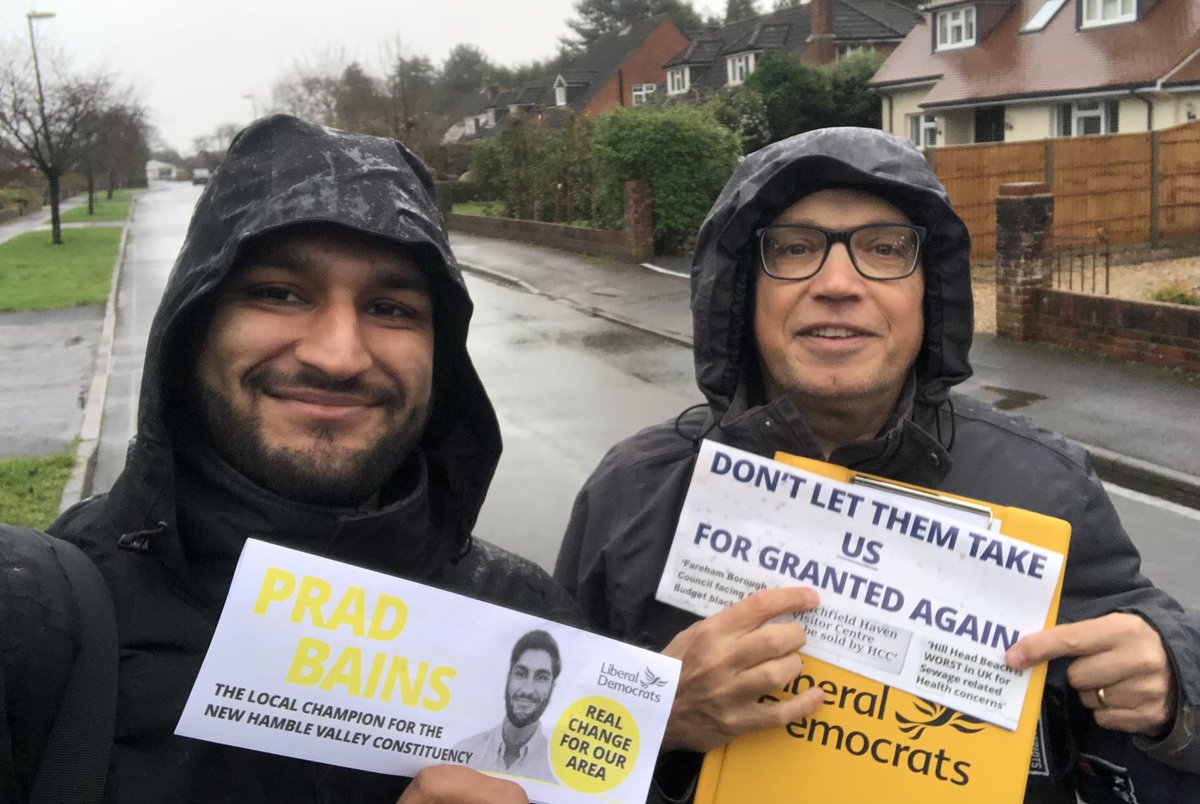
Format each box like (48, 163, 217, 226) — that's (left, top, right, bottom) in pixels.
(1097, 686, 1112, 710)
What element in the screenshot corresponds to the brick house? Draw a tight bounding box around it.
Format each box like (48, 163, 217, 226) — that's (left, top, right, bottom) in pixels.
(869, 0, 1200, 146)
(663, 0, 920, 99)
(550, 15, 690, 115)
(445, 16, 689, 142)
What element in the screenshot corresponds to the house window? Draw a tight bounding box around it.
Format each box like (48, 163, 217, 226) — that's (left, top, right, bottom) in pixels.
(1021, 0, 1069, 32)
(726, 52, 757, 86)
(667, 66, 690, 95)
(935, 7, 976, 49)
(464, 117, 476, 136)
(1082, 0, 1135, 26)
(836, 44, 873, 60)
(907, 113, 938, 148)
(555, 82, 567, 107)
(632, 83, 656, 106)
(485, 109, 496, 127)
(1057, 100, 1119, 136)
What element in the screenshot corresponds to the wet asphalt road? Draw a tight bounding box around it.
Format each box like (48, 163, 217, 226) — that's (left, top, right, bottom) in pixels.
(465, 272, 1200, 608)
(91, 182, 1200, 608)
(467, 275, 698, 569)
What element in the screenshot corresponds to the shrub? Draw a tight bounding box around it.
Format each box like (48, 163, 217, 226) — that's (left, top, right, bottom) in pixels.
(592, 105, 740, 253)
(466, 114, 599, 225)
(826, 49, 886, 130)
(468, 141, 504, 208)
(745, 51, 832, 143)
(1151, 283, 1200, 306)
(705, 86, 772, 154)
(0, 186, 33, 212)
(452, 180, 484, 204)
(745, 48, 887, 142)
(432, 181, 455, 213)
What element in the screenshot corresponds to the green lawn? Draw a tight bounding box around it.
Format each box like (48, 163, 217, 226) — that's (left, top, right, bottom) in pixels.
(0, 227, 123, 312)
(60, 188, 137, 223)
(0, 451, 74, 530)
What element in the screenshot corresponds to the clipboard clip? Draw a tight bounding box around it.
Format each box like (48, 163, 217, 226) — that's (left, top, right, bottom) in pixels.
(850, 475, 995, 529)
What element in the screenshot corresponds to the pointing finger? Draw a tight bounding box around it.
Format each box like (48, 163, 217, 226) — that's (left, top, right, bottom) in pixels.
(709, 587, 820, 634)
(1006, 621, 1116, 670)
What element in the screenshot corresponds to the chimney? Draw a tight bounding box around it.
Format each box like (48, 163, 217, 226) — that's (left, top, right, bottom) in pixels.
(808, 0, 836, 64)
(486, 83, 503, 103)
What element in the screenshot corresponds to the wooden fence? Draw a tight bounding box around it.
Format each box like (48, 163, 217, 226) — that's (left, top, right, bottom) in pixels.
(927, 121, 1200, 259)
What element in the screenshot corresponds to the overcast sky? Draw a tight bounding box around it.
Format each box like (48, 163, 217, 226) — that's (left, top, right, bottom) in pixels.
(3, 0, 726, 155)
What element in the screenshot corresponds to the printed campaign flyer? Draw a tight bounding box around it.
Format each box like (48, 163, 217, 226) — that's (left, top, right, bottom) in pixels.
(655, 441, 1066, 732)
(177, 540, 680, 804)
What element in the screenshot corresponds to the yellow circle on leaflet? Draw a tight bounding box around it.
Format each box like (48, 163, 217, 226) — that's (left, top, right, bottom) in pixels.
(549, 696, 639, 793)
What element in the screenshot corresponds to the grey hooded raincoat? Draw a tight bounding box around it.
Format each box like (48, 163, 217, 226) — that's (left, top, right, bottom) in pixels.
(555, 128, 1200, 802)
(28, 115, 578, 803)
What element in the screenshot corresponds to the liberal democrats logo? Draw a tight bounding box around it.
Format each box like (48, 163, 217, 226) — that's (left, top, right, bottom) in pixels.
(895, 698, 986, 741)
(640, 667, 668, 690)
(596, 662, 664, 702)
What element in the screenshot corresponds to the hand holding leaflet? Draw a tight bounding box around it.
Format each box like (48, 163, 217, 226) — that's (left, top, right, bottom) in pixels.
(1007, 612, 1176, 736)
(653, 441, 1070, 804)
(397, 766, 529, 804)
(661, 587, 825, 753)
(176, 539, 680, 804)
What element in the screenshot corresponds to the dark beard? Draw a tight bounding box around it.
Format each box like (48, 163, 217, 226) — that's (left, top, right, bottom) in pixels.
(505, 694, 550, 728)
(193, 369, 428, 509)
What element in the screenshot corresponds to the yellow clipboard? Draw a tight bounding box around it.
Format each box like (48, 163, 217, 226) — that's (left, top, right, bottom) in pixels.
(694, 452, 1071, 804)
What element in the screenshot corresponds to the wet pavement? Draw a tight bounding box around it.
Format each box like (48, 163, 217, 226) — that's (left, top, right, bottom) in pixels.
(0, 306, 102, 459)
(91, 181, 200, 493)
(0, 197, 101, 460)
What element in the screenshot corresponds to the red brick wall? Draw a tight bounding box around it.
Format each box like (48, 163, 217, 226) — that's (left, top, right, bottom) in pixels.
(624, 179, 654, 261)
(581, 20, 690, 116)
(446, 213, 637, 262)
(1034, 290, 1200, 375)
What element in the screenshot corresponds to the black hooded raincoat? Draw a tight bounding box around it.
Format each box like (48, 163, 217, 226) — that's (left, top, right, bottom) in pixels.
(555, 128, 1200, 802)
(28, 115, 578, 802)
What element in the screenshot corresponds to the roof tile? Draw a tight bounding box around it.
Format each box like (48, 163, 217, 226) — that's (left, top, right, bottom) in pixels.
(872, 0, 1200, 105)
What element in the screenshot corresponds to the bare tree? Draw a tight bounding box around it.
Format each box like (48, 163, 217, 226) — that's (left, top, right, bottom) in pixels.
(270, 49, 347, 126)
(0, 42, 112, 243)
(380, 37, 436, 146)
(191, 122, 242, 171)
(77, 95, 150, 214)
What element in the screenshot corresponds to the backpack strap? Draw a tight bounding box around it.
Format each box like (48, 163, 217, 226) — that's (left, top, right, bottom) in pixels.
(30, 536, 117, 804)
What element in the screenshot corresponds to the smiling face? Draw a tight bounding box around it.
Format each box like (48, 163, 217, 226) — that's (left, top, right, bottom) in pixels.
(754, 189, 925, 429)
(193, 226, 435, 508)
(505, 648, 556, 728)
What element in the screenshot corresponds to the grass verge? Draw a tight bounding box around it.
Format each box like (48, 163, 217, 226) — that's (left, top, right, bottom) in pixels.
(0, 226, 123, 312)
(0, 450, 74, 529)
(60, 188, 137, 223)
(452, 201, 503, 216)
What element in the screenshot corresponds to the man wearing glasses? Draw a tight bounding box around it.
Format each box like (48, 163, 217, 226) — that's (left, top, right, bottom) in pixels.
(556, 127, 1200, 800)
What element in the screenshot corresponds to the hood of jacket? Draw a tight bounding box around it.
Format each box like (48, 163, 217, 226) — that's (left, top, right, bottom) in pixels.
(690, 126, 974, 421)
(105, 114, 500, 571)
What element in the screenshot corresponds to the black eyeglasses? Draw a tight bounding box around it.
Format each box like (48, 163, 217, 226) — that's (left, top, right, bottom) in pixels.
(757, 223, 926, 281)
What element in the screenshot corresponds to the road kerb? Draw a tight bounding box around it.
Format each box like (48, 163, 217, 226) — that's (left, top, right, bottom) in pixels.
(59, 208, 132, 513)
(1078, 440, 1200, 510)
(458, 260, 694, 348)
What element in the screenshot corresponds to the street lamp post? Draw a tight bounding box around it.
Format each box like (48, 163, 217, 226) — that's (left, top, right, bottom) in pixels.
(26, 11, 55, 158)
(26, 10, 60, 243)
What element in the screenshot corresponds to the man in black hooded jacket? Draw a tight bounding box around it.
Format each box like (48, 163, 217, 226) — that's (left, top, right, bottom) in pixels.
(18, 114, 575, 803)
(555, 127, 1200, 802)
